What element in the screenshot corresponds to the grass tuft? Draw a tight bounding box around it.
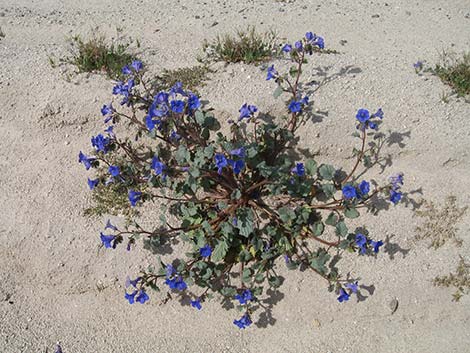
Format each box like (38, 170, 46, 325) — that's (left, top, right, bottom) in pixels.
(415, 196, 467, 249)
(158, 65, 213, 93)
(434, 256, 470, 301)
(66, 30, 139, 79)
(203, 26, 277, 64)
(432, 51, 470, 97)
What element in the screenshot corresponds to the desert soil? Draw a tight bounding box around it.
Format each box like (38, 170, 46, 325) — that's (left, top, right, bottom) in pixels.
(0, 0, 469, 352)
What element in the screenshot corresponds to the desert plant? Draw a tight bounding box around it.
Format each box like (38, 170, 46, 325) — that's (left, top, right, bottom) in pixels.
(414, 51, 470, 97)
(203, 26, 277, 64)
(79, 33, 405, 329)
(66, 30, 139, 79)
(159, 65, 212, 93)
(434, 256, 470, 301)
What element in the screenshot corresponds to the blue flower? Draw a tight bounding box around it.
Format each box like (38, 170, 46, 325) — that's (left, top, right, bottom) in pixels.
(316, 36, 325, 49)
(358, 180, 370, 195)
(151, 156, 166, 176)
(295, 41, 303, 51)
(122, 65, 132, 75)
(91, 134, 111, 153)
(100, 233, 116, 249)
(101, 103, 113, 117)
(292, 162, 305, 176)
(112, 80, 134, 104)
(229, 159, 245, 175)
(301, 95, 309, 105)
(356, 109, 370, 123)
(200, 244, 212, 258)
(390, 190, 402, 204)
(136, 289, 150, 304)
(169, 82, 187, 97)
(373, 108, 384, 119)
(355, 233, 367, 254)
(230, 147, 245, 158)
(215, 153, 228, 174)
(288, 101, 302, 113)
(108, 165, 120, 177)
(282, 43, 292, 52)
(104, 125, 114, 135)
(165, 276, 187, 291)
(191, 299, 202, 310)
(155, 91, 169, 104)
(128, 190, 142, 207)
(370, 240, 384, 253)
(165, 264, 176, 277)
(266, 64, 278, 80)
(369, 122, 378, 130)
(188, 94, 201, 111)
(306, 32, 315, 41)
(389, 173, 404, 189)
(233, 314, 252, 329)
(346, 281, 359, 293)
(337, 288, 350, 302)
(145, 115, 161, 131)
(238, 103, 258, 121)
(131, 60, 143, 72)
(235, 289, 253, 305)
(413, 61, 423, 70)
(342, 185, 357, 199)
(105, 219, 118, 231)
(170, 130, 181, 141)
(125, 290, 137, 304)
(78, 151, 94, 170)
(170, 100, 185, 113)
(87, 178, 99, 190)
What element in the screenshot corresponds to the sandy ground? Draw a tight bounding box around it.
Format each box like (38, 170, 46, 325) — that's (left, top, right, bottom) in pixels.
(1, 0, 470, 352)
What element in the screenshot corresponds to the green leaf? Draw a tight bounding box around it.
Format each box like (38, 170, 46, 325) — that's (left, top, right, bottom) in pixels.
(278, 206, 296, 223)
(310, 248, 331, 274)
(321, 183, 336, 198)
(318, 164, 336, 180)
(325, 212, 338, 226)
(305, 159, 317, 175)
(242, 268, 252, 283)
(212, 240, 229, 262)
(268, 276, 282, 288)
(195, 110, 205, 125)
(311, 222, 324, 236)
(335, 221, 348, 237)
(175, 145, 190, 164)
(273, 85, 283, 99)
(344, 207, 359, 219)
(236, 208, 254, 237)
(220, 287, 237, 297)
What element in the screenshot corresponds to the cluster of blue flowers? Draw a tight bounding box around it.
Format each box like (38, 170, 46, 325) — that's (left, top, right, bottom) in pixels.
(214, 147, 246, 175)
(355, 233, 383, 255)
(342, 180, 370, 200)
(238, 103, 258, 121)
(337, 281, 359, 302)
(389, 173, 404, 204)
(125, 277, 150, 304)
(281, 31, 325, 53)
(355, 108, 383, 130)
(145, 82, 201, 131)
(164, 264, 188, 291)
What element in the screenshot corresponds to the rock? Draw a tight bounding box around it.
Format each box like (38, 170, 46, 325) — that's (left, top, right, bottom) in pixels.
(389, 298, 399, 314)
